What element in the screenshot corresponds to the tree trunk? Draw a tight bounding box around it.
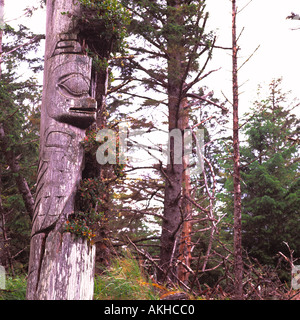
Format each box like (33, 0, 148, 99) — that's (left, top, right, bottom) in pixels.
(159, 1, 187, 282)
(93, 66, 113, 271)
(26, 0, 97, 300)
(159, 93, 185, 282)
(177, 99, 192, 284)
(232, 0, 243, 300)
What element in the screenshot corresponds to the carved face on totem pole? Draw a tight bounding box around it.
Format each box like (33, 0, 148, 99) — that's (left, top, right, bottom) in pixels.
(45, 36, 97, 129)
(32, 31, 97, 235)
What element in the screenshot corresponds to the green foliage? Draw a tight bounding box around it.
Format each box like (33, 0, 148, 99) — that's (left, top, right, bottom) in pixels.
(65, 209, 102, 241)
(220, 79, 299, 275)
(0, 275, 27, 300)
(0, 22, 43, 272)
(107, 0, 215, 100)
(126, 0, 212, 49)
(94, 251, 159, 300)
(1, 24, 43, 73)
(82, 127, 126, 174)
(66, 126, 128, 240)
(77, 0, 131, 57)
(241, 80, 299, 270)
(79, 177, 106, 209)
(64, 176, 106, 241)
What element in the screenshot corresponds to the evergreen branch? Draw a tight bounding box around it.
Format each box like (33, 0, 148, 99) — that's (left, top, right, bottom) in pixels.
(131, 60, 168, 88)
(183, 38, 217, 93)
(0, 34, 45, 63)
(0, 124, 34, 220)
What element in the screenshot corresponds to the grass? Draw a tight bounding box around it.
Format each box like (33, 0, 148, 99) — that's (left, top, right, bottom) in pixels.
(0, 275, 27, 300)
(0, 252, 161, 300)
(93, 251, 160, 300)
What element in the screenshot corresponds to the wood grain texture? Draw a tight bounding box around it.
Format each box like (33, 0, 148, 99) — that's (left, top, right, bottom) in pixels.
(26, 0, 97, 300)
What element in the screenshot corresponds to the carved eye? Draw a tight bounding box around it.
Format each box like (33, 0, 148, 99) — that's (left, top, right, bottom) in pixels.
(58, 74, 90, 98)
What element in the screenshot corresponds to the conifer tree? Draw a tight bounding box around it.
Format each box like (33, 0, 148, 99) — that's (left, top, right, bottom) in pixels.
(0, 11, 43, 272)
(218, 79, 299, 283)
(241, 79, 300, 272)
(119, 0, 216, 282)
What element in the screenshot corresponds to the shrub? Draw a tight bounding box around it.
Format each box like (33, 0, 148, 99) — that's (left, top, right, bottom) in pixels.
(0, 275, 27, 300)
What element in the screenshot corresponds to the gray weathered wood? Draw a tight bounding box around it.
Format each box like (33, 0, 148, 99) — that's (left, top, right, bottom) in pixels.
(26, 0, 97, 300)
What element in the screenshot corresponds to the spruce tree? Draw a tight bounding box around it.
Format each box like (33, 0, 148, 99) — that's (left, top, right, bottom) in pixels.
(120, 0, 215, 282)
(0, 22, 43, 273)
(241, 79, 300, 271)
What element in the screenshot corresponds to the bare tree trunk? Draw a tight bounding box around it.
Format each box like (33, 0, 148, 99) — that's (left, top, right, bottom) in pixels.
(177, 100, 192, 284)
(232, 0, 243, 300)
(26, 0, 97, 300)
(177, 153, 192, 284)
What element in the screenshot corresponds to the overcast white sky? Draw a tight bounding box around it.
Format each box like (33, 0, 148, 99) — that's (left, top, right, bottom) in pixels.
(205, 0, 300, 117)
(3, 0, 300, 117)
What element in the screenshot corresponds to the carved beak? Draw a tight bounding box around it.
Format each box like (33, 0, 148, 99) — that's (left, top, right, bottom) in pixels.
(69, 97, 97, 115)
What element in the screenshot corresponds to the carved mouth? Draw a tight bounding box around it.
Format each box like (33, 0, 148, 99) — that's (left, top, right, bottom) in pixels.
(69, 107, 96, 114)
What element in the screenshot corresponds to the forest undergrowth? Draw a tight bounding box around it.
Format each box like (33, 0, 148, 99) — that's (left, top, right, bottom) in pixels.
(1, 250, 299, 301)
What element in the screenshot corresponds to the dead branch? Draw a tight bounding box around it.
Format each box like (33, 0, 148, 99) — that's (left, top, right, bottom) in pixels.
(184, 194, 209, 213)
(238, 45, 260, 71)
(186, 92, 228, 114)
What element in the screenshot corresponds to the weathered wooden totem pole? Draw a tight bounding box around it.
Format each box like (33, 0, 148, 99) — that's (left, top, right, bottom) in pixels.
(26, 0, 97, 300)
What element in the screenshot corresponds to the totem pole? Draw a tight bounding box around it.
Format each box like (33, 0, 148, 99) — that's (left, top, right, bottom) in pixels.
(26, 0, 97, 300)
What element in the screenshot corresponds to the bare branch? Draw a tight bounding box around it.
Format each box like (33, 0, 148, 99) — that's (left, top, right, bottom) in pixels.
(238, 45, 260, 71)
(237, 0, 253, 14)
(186, 92, 228, 114)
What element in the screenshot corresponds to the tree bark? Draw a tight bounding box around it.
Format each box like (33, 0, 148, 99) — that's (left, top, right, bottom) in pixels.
(26, 0, 97, 300)
(159, 0, 186, 282)
(177, 99, 192, 285)
(232, 0, 243, 300)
